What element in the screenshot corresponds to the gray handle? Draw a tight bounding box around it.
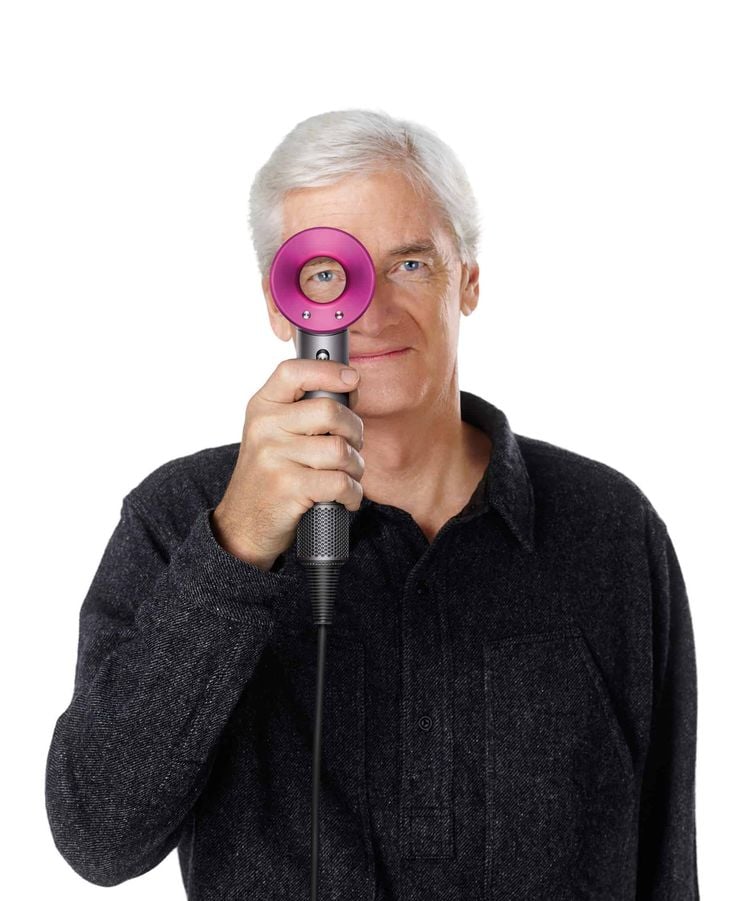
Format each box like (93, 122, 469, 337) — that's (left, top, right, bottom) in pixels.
(295, 329, 351, 565)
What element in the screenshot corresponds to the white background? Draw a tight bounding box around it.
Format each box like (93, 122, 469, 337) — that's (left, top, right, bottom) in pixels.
(2, 0, 747, 897)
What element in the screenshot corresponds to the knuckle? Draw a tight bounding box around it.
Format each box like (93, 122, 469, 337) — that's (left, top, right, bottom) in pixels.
(244, 413, 266, 446)
(332, 434, 350, 460)
(323, 396, 341, 418)
(352, 413, 365, 442)
(245, 395, 260, 425)
(256, 442, 274, 470)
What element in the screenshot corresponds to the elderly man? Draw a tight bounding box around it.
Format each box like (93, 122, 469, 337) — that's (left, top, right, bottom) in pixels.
(45, 109, 699, 900)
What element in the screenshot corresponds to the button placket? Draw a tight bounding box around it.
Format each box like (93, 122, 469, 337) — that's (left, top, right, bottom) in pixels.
(400, 572, 455, 860)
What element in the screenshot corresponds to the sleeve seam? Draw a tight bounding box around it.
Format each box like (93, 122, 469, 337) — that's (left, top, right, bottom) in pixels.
(124, 492, 175, 561)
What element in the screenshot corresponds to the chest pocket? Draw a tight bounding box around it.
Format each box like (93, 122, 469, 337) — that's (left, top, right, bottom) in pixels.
(483, 624, 636, 900)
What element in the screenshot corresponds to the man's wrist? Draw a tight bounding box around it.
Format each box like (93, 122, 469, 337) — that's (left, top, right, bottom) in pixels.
(209, 507, 275, 572)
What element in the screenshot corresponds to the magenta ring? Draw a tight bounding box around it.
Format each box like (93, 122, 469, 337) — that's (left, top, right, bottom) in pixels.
(268, 226, 376, 335)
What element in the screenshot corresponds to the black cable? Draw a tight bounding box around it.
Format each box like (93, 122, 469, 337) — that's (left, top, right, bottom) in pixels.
(301, 560, 342, 901)
(310, 622, 327, 901)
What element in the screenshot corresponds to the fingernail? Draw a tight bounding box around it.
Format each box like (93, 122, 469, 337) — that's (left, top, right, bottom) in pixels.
(340, 368, 359, 384)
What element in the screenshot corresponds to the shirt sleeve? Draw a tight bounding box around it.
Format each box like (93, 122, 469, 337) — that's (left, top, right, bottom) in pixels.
(636, 510, 700, 898)
(44, 493, 293, 887)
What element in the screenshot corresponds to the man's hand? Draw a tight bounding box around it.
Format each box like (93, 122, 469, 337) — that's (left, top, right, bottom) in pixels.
(211, 359, 365, 571)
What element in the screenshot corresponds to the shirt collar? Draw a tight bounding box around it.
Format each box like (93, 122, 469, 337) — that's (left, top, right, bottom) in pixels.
(356, 389, 536, 552)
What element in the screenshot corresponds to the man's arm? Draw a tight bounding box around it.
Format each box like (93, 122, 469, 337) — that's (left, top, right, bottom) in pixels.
(636, 510, 700, 898)
(45, 492, 287, 887)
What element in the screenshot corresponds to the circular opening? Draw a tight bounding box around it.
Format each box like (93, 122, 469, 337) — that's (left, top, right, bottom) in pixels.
(298, 256, 347, 303)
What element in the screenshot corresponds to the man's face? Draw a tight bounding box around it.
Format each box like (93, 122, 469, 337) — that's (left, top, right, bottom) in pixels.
(262, 169, 479, 416)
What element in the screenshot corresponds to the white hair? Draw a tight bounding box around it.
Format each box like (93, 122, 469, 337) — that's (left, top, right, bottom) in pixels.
(248, 108, 482, 277)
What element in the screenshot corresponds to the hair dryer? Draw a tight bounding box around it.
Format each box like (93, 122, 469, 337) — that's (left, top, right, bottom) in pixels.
(268, 226, 375, 900)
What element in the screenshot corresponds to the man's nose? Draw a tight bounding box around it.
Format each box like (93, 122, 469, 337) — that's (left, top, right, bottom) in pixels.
(351, 277, 401, 332)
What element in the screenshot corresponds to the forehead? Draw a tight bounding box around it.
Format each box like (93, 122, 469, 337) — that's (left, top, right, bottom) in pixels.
(280, 169, 453, 260)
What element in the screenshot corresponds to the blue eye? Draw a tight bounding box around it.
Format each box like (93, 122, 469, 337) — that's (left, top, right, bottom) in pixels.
(314, 271, 334, 282)
(402, 260, 423, 271)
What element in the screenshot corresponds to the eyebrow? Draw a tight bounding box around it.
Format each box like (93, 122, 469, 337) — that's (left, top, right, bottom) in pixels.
(386, 239, 438, 257)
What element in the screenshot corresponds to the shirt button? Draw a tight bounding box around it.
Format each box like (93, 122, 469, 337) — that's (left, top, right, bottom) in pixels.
(416, 580, 427, 595)
(417, 715, 433, 732)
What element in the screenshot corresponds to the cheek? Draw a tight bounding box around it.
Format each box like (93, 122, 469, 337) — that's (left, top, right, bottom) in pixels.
(427, 298, 461, 350)
(398, 273, 462, 346)
(407, 271, 457, 305)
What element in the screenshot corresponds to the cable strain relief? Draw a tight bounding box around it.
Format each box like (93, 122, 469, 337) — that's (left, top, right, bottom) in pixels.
(302, 562, 342, 626)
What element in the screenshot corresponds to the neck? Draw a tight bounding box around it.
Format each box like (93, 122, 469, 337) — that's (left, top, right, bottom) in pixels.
(358, 388, 490, 518)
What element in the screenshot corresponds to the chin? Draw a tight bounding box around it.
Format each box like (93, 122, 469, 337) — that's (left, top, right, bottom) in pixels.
(352, 378, 426, 416)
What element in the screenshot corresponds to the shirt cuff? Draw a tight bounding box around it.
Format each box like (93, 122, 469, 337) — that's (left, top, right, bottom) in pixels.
(168, 505, 297, 624)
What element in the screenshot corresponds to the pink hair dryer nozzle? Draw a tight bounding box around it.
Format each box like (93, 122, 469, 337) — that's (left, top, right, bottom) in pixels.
(269, 225, 375, 335)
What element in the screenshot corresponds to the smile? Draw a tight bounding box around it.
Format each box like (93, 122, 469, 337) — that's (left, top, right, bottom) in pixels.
(349, 347, 411, 363)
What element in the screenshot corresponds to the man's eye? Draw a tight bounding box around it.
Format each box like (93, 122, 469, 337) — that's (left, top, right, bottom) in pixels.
(314, 270, 334, 282)
(401, 260, 424, 272)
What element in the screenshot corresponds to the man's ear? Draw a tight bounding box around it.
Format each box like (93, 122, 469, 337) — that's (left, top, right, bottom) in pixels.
(460, 261, 480, 315)
(262, 274, 294, 342)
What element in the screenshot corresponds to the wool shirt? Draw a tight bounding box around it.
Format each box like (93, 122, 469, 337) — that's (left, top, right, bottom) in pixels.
(45, 389, 699, 900)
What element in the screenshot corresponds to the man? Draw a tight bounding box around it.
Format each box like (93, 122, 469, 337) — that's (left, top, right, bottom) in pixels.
(45, 109, 699, 899)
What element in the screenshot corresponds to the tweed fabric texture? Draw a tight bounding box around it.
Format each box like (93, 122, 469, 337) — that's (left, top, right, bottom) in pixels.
(45, 390, 699, 899)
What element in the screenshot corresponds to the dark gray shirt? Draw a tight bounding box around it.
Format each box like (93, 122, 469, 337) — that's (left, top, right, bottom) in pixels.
(45, 389, 699, 899)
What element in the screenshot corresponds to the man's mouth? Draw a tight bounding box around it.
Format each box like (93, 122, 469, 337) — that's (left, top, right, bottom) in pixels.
(349, 347, 411, 361)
